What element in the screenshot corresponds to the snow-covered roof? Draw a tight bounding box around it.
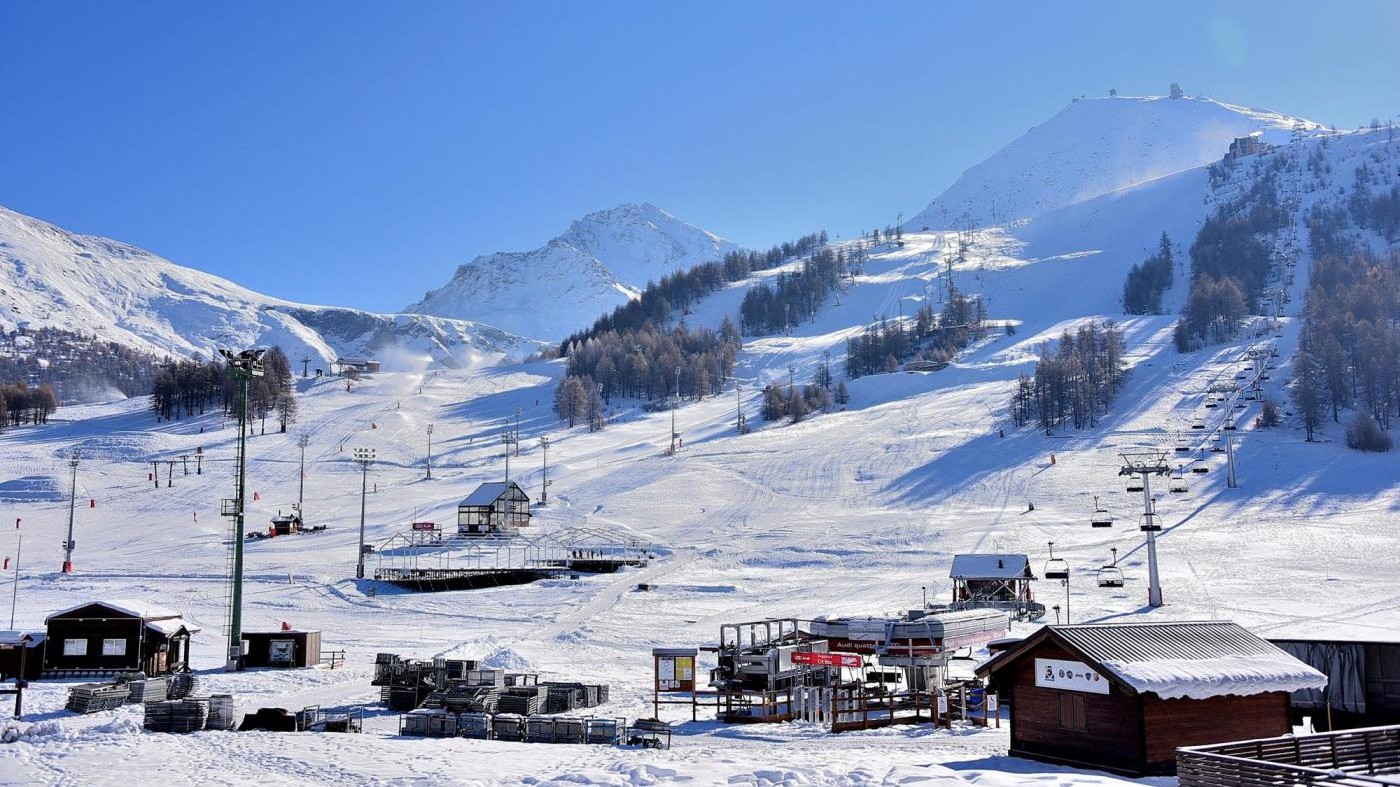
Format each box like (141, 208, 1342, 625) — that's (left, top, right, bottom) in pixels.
(0, 630, 44, 646)
(950, 554, 1033, 580)
(459, 481, 520, 507)
(984, 621, 1328, 701)
(145, 617, 200, 636)
(47, 598, 183, 621)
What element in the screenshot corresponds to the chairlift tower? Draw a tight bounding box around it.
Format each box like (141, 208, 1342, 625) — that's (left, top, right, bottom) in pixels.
(1119, 450, 1169, 607)
(218, 347, 265, 671)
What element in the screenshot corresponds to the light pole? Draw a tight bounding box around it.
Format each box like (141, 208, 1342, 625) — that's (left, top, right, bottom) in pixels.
(539, 436, 550, 505)
(501, 432, 514, 483)
(9, 529, 21, 628)
(218, 347, 265, 672)
(514, 408, 522, 457)
(353, 448, 375, 580)
(425, 424, 434, 480)
(296, 434, 309, 525)
(724, 376, 746, 434)
(61, 450, 79, 574)
(670, 366, 681, 455)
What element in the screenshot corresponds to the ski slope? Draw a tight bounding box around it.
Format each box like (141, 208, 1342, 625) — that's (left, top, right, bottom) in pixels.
(4, 112, 1399, 787)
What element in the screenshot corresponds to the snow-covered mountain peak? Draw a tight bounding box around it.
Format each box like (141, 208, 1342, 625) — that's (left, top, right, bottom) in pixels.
(406, 203, 740, 340)
(905, 92, 1323, 231)
(0, 204, 539, 371)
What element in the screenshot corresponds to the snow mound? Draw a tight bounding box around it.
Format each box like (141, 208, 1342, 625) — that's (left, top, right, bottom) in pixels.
(406, 202, 741, 340)
(906, 94, 1321, 231)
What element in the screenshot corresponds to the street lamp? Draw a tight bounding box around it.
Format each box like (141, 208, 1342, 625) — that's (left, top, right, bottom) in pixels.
(61, 449, 80, 574)
(353, 448, 375, 580)
(218, 347, 265, 672)
(425, 424, 434, 480)
(724, 376, 747, 434)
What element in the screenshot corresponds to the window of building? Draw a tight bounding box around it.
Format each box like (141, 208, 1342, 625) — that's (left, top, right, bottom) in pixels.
(102, 638, 128, 656)
(1058, 692, 1087, 731)
(63, 638, 87, 656)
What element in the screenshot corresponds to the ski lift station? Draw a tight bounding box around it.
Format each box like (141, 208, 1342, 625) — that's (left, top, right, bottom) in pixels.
(948, 554, 1045, 620)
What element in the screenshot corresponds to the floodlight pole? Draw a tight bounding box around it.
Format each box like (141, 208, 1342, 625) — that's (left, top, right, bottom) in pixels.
(220, 347, 264, 672)
(725, 376, 744, 433)
(353, 448, 375, 580)
(501, 432, 513, 484)
(539, 436, 550, 505)
(425, 424, 434, 480)
(61, 450, 79, 574)
(670, 366, 681, 455)
(296, 434, 309, 524)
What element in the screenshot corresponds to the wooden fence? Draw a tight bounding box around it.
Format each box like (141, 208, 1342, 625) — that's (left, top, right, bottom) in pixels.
(1177, 725, 1400, 786)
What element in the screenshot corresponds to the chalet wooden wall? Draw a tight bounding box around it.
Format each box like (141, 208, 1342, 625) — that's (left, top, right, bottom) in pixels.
(1004, 642, 1145, 773)
(1143, 691, 1290, 769)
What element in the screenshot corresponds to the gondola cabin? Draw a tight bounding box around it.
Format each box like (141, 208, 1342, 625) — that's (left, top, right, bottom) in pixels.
(43, 600, 199, 676)
(457, 481, 531, 536)
(976, 622, 1326, 776)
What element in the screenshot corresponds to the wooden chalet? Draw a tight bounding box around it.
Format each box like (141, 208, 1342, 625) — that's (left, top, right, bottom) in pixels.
(43, 600, 199, 676)
(977, 621, 1327, 776)
(457, 481, 531, 536)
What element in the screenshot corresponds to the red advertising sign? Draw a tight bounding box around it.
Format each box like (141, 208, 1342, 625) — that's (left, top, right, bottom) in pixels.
(791, 651, 863, 668)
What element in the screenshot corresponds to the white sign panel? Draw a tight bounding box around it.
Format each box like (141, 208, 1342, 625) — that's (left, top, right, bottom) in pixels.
(1034, 658, 1110, 694)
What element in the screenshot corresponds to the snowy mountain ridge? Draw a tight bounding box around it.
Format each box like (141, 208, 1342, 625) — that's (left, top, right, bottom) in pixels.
(906, 93, 1323, 232)
(0, 205, 540, 372)
(405, 202, 742, 340)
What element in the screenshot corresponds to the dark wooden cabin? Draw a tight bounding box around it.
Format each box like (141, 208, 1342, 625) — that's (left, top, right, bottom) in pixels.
(977, 621, 1327, 776)
(0, 631, 44, 682)
(242, 629, 322, 668)
(43, 600, 199, 676)
(457, 481, 531, 536)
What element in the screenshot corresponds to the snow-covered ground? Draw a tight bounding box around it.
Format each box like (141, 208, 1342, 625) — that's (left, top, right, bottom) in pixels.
(4, 99, 1398, 786)
(4, 210, 1397, 786)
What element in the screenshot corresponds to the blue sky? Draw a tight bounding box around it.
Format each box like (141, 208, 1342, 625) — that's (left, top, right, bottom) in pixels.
(4, 2, 1398, 313)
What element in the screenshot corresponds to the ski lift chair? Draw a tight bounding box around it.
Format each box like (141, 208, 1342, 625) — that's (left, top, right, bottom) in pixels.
(1096, 565, 1125, 588)
(1169, 476, 1188, 493)
(1125, 479, 1144, 493)
(1205, 401, 1219, 409)
(1223, 420, 1237, 431)
(1191, 419, 1206, 430)
(1044, 543, 1069, 580)
(1191, 466, 1210, 474)
(1090, 510, 1114, 528)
